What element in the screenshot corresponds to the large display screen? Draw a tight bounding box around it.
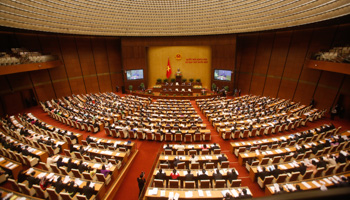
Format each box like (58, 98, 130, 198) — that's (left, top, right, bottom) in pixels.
(214, 69, 232, 81)
(126, 69, 144, 80)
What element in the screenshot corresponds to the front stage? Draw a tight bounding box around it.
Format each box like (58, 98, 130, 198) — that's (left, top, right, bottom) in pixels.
(131, 90, 220, 100)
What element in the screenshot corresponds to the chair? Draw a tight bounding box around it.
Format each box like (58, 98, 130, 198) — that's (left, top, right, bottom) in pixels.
(335, 163, 346, 174)
(184, 134, 192, 143)
(222, 131, 231, 140)
(184, 181, 195, 188)
(119, 130, 129, 139)
(240, 130, 250, 139)
(154, 179, 166, 188)
(64, 149, 74, 158)
(322, 166, 335, 177)
(177, 162, 186, 169)
(190, 162, 200, 169)
(77, 194, 95, 200)
(38, 162, 51, 171)
(155, 133, 164, 141)
(313, 168, 325, 178)
(273, 174, 287, 183)
(260, 158, 270, 165)
(50, 164, 61, 174)
(159, 163, 169, 169)
(47, 188, 62, 200)
(188, 150, 197, 156)
(300, 170, 313, 180)
(146, 132, 154, 141)
(177, 150, 185, 155)
(250, 129, 258, 137)
(33, 185, 49, 199)
(246, 160, 259, 171)
(257, 176, 274, 188)
(128, 130, 138, 139)
(74, 152, 84, 160)
(8, 178, 21, 192)
(213, 149, 221, 154)
(18, 183, 36, 196)
(164, 149, 172, 155)
(213, 179, 226, 188)
(169, 180, 180, 188)
(59, 167, 71, 176)
(72, 169, 82, 178)
(270, 156, 281, 164)
(205, 162, 214, 169)
(174, 133, 182, 142)
(234, 147, 246, 157)
(96, 173, 111, 185)
(287, 172, 300, 182)
(60, 193, 75, 200)
(82, 172, 96, 181)
(203, 132, 211, 141)
(194, 133, 202, 142)
(199, 180, 210, 188)
(165, 133, 173, 141)
(111, 129, 119, 138)
(231, 130, 241, 139)
(230, 179, 241, 187)
(219, 161, 229, 169)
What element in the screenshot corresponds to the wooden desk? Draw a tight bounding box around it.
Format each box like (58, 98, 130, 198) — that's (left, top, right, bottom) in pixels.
(0, 156, 22, 179)
(159, 154, 223, 168)
(145, 187, 251, 200)
(88, 137, 136, 153)
(0, 187, 42, 200)
(73, 145, 127, 162)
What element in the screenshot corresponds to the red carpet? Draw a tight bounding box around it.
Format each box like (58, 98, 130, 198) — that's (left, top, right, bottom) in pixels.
(12, 94, 350, 199)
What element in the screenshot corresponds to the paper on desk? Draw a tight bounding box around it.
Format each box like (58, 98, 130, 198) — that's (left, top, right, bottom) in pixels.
(302, 182, 312, 189)
(174, 193, 180, 200)
(312, 181, 321, 188)
(244, 153, 249, 157)
(285, 148, 291, 152)
(323, 178, 332, 184)
(93, 164, 101, 168)
(198, 190, 204, 197)
(231, 189, 239, 197)
(206, 191, 211, 197)
(160, 190, 165, 197)
(185, 191, 193, 197)
(279, 165, 287, 170)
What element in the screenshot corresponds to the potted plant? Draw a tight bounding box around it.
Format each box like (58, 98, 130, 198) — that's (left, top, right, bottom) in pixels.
(173, 94, 176, 96)
(171, 78, 175, 83)
(224, 86, 229, 91)
(166, 94, 169, 97)
(163, 79, 168, 83)
(196, 79, 201, 83)
(212, 83, 217, 91)
(182, 78, 187, 83)
(156, 78, 162, 84)
(140, 83, 145, 90)
(189, 78, 194, 83)
(128, 85, 133, 92)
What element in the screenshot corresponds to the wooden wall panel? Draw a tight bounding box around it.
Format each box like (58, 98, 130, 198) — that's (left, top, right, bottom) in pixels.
(263, 77, 280, 97)
(15, 33, 41, 51)
(84, 76, 100, 94)
(59, 36, 83, 78)
(293, 82, 316, 105)
(1, 92, 24, 115)
(337, 75, 350, 118)
(69, 78, 86, 95)
(34, 84, 56, 101)
(267, 31, 292, 76)
(53, 81, 71, 98)
(98, 75, 113, 92)
(6, 73, 32, 91)
(278, 79, 298, 100)
(91, 37, 110, 74)
(76, 37, 97, 76)
(0, 76, 11, 94)
(253, 32, 274, 75)
(250, 75, 265, 95)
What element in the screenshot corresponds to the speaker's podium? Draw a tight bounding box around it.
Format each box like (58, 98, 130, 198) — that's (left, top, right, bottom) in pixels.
(175, 75, 182, 83)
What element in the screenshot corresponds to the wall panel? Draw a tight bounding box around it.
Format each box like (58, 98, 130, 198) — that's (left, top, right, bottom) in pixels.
(59, 36, 83, 78)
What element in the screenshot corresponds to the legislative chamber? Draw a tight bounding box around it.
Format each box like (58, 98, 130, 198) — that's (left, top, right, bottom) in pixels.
(0, 1, 350, 200)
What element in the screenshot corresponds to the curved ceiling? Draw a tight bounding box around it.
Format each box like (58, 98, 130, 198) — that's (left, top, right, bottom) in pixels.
(0, 0, 350, 36)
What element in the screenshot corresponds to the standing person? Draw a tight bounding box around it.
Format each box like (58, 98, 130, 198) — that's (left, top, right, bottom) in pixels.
(137, 172, 146, 197)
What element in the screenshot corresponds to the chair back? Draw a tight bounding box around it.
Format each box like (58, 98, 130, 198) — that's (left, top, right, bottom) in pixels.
(8, 178, 20, 192)
(220, 161, 229, 168)
(276, 174, 287, 183)
(205, 162, 214, 169)
(289, 172, 300, 182)
(184, 181, 195, 188)
(177, 150, 185, 155)
(214, 179, 226, 188)
(190, 163, 200, 169)
(154, 179, 165, 187)
(47, 188, 60, 200)
(302, 170, 313, 180)
(177, 162, 186, 169)
(199, 180, 210, 188)
(82, 172, 93, 180)
(50, 164, 60, 174)
(33, 185, 47, 199)
(260, 158, 269, 165)
(169, 180, 179, 188)
(61, 193, 73, 200)
(64, 149, 72, 157)
(159, 163, 169, 169)
(201, 149, 209, 155)
(72, 169, 82, 178)
(96, 173, 107, 183)
(230, 179, 241, 187)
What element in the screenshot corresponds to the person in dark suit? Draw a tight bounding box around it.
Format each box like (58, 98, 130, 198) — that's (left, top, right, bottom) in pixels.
(210, 143, 220, 152)
(82, 181, 95, 199)
(295, 184, 303, 191)
(213, 169, 223, 181)
(78, 160, 88, 173)
(173, 158, 180, 168)
(298, 162, 307, 175)
(198, 169, 209, 181)
(65, 181, 78, 197)
(27, 172, 40, 188)
(67, 158, 78, 172)
(218, 154, 228, 164)
(258, 167, 269, 180)
(54, 177, 66, 194)
(56, 157, 65, 168)
(226, 169, 238, 184)
(185, 169, 194, 182)
(223, 192, 234, 200)
(155, 169, 166, 180)
(17, 170, 27, 183)
(137, 172, 146, 197)
(237, 188, 252, 199)
(317, 157, 328, 169)
(271, 165, 282, 179)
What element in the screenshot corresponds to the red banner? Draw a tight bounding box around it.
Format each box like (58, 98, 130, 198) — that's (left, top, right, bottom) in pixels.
(166, 58, 171, 79)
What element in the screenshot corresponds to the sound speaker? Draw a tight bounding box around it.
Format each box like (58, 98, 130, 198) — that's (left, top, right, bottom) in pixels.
(121, 86, 126, 94)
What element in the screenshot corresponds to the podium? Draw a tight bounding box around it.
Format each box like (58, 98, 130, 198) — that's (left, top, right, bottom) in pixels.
(176, 75, 182, 83)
